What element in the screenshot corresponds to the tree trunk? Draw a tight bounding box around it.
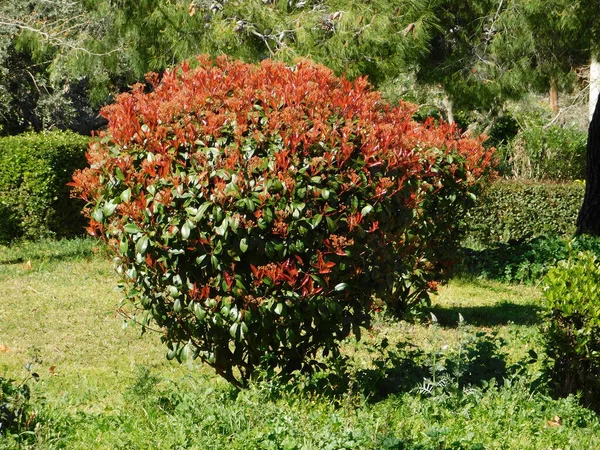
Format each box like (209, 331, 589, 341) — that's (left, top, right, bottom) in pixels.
(442, 96, 454, 124)
(590, 56, 600, 123)
(550, 77, 559, 116)
(576, 92, 600, 235)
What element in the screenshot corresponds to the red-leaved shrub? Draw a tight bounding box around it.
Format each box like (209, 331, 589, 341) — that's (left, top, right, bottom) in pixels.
(71, 56, 494, 386)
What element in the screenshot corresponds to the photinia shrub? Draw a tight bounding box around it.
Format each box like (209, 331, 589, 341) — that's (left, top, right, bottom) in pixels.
(71, 56, 494, 387)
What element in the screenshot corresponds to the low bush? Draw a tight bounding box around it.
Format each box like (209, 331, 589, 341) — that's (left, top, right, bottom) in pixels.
(458, 234, 600, 284)
(0, 375, 35, 437)
(0, 131, 89, 244)
(71, 56, 494, 387)
(464, 180, 584, 245)
(502, 124, 586, 181)
(542, 250, 600, 411)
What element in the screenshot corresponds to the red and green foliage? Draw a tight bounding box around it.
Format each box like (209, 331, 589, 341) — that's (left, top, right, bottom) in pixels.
(71, 56, 494, 387)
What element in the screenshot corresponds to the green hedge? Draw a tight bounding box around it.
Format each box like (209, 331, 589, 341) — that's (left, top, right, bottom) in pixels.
(464, 180, 585, 245)
(0, 131, 89, 243)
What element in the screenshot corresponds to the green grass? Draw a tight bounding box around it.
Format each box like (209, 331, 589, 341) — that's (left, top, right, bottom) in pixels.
(1, 239, 600, 449)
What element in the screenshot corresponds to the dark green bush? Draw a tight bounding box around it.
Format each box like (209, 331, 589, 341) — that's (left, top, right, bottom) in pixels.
(0, 131, 89, 243)
(486, 114, 520, 150)
(503, 124, 586, 181)
(458, 235, 600, 284)
(542, 250, 600, 411)
(0, 375, 34, 436)
(464, 180, 584, 245)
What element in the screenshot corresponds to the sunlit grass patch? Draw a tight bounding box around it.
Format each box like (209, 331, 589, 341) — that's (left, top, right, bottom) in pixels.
(0, 239, 599, 449)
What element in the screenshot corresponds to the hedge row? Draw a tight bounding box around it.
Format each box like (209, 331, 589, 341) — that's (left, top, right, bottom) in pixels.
(0, 131, 89, 244)
(464, 180, 585, 245)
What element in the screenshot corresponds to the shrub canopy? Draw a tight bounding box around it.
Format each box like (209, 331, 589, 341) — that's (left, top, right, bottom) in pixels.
(72, 56, 494, 386)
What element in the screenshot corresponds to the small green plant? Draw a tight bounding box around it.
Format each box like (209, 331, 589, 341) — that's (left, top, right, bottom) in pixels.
(542, 249, 600, 411)
(0, 375, 34, 436)
(0, 350, 41, 438)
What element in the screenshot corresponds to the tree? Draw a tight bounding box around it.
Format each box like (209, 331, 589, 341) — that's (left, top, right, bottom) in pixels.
(577, 94, 600, 234)
(0, 0, 130, 135)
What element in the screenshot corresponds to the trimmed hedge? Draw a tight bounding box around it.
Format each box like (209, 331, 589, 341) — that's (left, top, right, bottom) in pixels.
(464, 181, 584, 245)
(0, 131, 89, 243)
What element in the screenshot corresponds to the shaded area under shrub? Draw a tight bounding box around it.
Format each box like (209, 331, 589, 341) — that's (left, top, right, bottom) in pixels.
(457, 235, 600, 284)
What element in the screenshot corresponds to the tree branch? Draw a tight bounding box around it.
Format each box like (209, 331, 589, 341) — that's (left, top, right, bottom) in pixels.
(0, 15, 122, 57)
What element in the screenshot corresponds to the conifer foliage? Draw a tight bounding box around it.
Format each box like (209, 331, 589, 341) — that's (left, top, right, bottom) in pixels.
(72, 56, 494, 386)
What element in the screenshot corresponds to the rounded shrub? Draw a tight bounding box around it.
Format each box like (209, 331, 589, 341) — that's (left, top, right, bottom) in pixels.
(0, 131, 89, 244)
(72, 56, 494, 386)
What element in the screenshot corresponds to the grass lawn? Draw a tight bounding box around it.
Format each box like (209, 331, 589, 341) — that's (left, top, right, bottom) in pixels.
(1, 239, 599, 449)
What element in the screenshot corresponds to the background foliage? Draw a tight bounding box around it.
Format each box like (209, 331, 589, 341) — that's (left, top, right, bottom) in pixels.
(499, 124, 587, 181)
(464, 180, 585, 245)
(0, 131, 89, 244)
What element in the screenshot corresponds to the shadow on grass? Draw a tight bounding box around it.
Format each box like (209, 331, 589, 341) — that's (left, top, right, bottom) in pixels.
(456, 234, 600, 285)
(275, 331, 514, 404)
(429, 302, 541, 327)
(0, 238, 106, 265)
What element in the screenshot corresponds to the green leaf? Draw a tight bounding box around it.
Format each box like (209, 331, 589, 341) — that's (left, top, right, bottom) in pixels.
(103, 200, 118, 217)
(181, 221, 192, 240)
(195, 202, 212, 221)
(361, 204, 373, 216)
(239, 238, 249, 253)
(274, 303, 283, 315)
(136, 235, 149, 255)
(326, 217, 336, 232)
(92, 208, 104, 222)
(124, 223, 142, 234)
(114, 167, 125, 181)
(193, 303, 207, 321)
(263, 207, 274, 224)
(173, 298, 182, 313)
(312, 214, 323, 229)
(334, 282, 348, 292)
(215, 218, 229, 236)
(229, 323, 239, 339)
(121, 188, 132, 203)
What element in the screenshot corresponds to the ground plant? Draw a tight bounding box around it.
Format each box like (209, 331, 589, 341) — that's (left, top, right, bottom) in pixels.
(542, 249, 600, 411)
(0, 375, 34, 437)
(71, 56, 494, 386)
